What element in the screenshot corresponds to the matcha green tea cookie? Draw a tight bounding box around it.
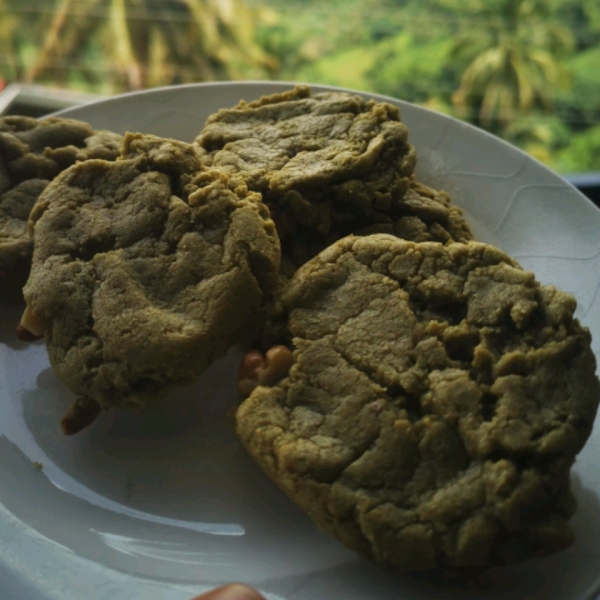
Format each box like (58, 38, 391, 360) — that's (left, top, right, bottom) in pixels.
(0, 116, 123, 300)
(236, 234, 599, 572)
(22, 133, 280, 433)
(196, 86, 471, 274)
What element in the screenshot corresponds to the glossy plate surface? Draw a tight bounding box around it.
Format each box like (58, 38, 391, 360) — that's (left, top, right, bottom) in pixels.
(1, 82, 599, 600)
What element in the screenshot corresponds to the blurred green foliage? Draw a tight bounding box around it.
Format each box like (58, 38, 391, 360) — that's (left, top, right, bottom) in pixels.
(0, 0, 277, 93)
(0, 0, 599, 173)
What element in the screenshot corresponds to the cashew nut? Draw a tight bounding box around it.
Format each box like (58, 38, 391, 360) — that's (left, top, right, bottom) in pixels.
(238, 350, 266, 397)
(238, 345, 294, 397)
(261, 346, 294, 385)
(17, 306, 46, 341)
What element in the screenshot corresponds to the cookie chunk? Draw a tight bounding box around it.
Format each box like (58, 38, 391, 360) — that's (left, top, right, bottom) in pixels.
(236, 234, 599, 572)
(0, 116, 123, 301)
(24, 133, 280, 430)
(196, 87, 471, 273)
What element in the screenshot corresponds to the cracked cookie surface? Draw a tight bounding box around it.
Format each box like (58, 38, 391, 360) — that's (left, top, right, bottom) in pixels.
(24, 133, 280, 413)
(0, 116, 122, 300)
(196, 87, 471, 274)
(236, 234, 599, 572)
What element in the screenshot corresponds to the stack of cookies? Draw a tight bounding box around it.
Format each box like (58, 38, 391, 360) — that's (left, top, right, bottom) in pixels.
(3, 86, 598, 574)
(195, 86, 472, 275)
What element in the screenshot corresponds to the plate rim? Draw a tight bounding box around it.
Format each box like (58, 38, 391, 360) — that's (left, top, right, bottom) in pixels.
(50, 79, 600, 218)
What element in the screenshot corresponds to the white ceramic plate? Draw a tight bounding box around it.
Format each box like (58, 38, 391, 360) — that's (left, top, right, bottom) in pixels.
(1, 82, 599, 600)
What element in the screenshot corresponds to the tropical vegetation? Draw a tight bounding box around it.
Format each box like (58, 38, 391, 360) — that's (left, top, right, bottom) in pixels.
(0, 0, 598, 173)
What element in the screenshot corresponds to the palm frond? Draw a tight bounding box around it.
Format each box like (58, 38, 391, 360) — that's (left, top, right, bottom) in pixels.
(454, 45, 506, 111)
(451, 0, 573, 133)
(213, 0, 234, 24)
(147, 24, 172, 87)
(110, 0, 142, 89)
(25, 0, 74, 83)
(0, 0, 20, 79)
(529, 48, 570, 89)
(509, 49, 535, 110)
(479, 80, 506, 123)
(182, 0, 221, 54)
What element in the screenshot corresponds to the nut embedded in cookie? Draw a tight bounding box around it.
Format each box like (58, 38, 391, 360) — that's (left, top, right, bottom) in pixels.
(16, 305, 46, 341)
(238, 345, 294, 397)
(23, 133, 281, 432)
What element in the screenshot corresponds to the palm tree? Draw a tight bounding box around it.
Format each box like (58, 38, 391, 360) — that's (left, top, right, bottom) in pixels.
(450, 0, 573, 131)
(1, 0, 277, 93)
